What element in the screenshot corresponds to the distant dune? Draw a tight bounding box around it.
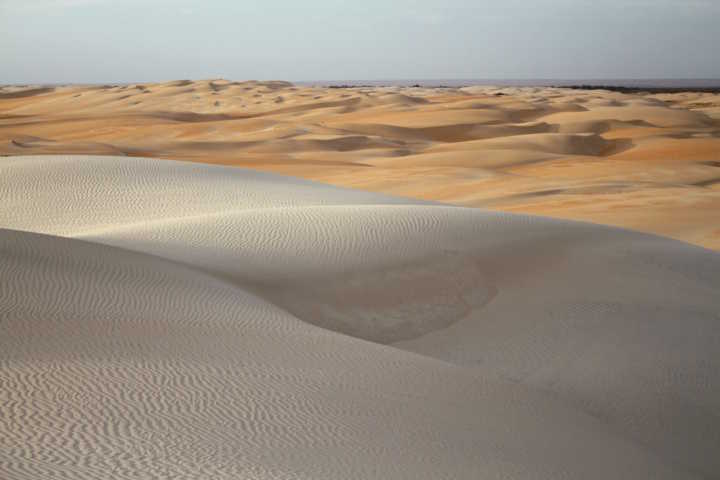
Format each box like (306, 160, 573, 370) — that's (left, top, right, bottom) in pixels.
(1, 80, 719, 249)
(1, 155, 719, 479)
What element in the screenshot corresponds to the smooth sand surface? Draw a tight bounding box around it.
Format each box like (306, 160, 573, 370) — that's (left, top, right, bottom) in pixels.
(1, 155, 719, 479)
(1, 80, 719, 250)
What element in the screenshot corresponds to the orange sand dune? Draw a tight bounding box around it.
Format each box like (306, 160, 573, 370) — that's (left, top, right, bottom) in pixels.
(1, 79, 719, 249)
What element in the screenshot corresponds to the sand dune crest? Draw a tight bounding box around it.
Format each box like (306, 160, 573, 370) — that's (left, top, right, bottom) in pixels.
(2, 82, 718, 249)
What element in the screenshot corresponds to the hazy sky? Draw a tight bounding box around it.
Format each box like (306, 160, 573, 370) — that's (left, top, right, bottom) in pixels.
(1, 0, 719, 83)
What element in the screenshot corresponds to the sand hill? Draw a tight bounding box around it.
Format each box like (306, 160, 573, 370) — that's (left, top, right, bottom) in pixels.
(1, 155, 719, 479)
(1, 81, 719, 249)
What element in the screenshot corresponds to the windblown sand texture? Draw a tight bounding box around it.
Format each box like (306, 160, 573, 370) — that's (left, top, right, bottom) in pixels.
(1, 154, 720, 479)
(1, 80, 719, 249)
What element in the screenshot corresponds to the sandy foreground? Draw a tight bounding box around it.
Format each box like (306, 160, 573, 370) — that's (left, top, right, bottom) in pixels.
(1, 154, 719, 479)
(1, 80, 719, 250)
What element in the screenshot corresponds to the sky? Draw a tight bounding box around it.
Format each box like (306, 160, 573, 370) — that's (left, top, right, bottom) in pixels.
(1, 0, 719, 83)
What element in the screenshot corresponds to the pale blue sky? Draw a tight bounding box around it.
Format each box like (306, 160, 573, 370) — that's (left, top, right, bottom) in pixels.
(1, 0, 719, 83)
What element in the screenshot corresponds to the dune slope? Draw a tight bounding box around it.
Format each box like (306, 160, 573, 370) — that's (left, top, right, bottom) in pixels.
(1, 155, 719, 479)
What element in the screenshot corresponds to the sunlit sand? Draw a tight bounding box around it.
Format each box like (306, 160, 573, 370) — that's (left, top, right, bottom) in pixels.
(2, 80, 719, 249)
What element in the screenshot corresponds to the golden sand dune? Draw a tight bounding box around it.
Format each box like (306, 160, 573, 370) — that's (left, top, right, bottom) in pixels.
(1, 80, 719, 249)
(1, 155, 719, 479)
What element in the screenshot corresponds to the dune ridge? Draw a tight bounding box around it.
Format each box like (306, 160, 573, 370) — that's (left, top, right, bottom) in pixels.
(1, 154, 719, 479)
(1, 80, 719, 249)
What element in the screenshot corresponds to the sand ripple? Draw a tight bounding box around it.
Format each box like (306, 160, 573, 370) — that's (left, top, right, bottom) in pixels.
(1, 155, 719, 479)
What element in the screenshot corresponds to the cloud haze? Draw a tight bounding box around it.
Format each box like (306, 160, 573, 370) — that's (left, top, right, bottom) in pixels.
(1, 0, 718, 83)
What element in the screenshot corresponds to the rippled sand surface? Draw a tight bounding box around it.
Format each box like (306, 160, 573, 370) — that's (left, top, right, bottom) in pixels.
(1, 155, 719, 479)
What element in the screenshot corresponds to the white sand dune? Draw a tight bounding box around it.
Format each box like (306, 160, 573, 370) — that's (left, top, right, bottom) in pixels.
(1, 155, 719, 479)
